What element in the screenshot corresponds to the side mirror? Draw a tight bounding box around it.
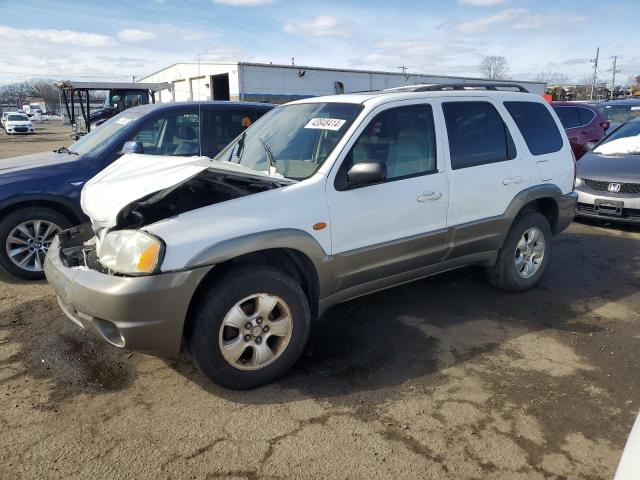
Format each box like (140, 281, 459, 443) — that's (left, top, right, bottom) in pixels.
(347, 162, 387, 188)
(122, 141, 143, 154)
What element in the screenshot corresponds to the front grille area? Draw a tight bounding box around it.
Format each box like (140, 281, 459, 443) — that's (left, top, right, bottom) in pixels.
(583, 178, 640, 195)
(578, 202, 640, 220)
(13, 127, 28, 132)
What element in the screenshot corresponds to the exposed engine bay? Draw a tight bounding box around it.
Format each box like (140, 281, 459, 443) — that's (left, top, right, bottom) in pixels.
(114, 169, 290, 230)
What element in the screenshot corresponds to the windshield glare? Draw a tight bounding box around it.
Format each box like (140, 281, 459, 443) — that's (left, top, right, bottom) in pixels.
(66, 111, 142, 155)
(594, 119, 640, 155)
(216, 102, 363, 180)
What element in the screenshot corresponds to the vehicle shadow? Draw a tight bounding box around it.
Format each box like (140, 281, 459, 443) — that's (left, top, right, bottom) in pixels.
(169, 226, 640, 405)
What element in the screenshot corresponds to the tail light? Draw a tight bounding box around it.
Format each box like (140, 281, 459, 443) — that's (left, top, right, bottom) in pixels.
(600, 121, 610, 131)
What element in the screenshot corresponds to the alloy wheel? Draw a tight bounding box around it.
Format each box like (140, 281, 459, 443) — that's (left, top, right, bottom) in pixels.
(5, 220, 61, 272)
(514, 226, 545, 279)
(218, 293, 293, 370)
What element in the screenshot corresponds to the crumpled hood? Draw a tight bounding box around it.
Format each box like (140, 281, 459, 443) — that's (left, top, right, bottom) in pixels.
(0, 151, 76, 175)
(81, 153, 289, 228)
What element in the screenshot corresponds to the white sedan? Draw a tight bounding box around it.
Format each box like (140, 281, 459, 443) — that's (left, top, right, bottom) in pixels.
(4, 113, 35, 134)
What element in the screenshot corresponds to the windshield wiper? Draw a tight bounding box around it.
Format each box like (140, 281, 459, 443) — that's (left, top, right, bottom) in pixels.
(258, 137, 276, 172)
(55, 146, 79, 155)
(235, 131, 247, 163)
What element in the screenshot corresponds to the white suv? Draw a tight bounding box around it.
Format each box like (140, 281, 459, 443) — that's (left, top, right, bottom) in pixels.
(45, 84, 577, 389)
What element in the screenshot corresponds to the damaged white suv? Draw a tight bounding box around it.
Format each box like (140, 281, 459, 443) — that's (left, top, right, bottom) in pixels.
(45, 84, 577, 389)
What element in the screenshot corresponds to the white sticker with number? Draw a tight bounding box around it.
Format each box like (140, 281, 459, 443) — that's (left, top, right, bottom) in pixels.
(304, 118, 346, 131)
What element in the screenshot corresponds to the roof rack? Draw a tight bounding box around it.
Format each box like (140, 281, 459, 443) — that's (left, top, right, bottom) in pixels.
(385, 83, 530, 93)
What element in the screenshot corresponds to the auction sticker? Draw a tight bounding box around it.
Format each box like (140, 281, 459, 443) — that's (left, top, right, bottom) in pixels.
(304, 118, 346, 131)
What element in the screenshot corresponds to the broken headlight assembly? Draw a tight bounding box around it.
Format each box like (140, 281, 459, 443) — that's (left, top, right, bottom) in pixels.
(98, 230, 164, 275)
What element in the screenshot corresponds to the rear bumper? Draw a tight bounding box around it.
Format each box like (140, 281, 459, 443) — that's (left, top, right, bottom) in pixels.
(44, 237, 213, 356)
(555, 192, 578, 234)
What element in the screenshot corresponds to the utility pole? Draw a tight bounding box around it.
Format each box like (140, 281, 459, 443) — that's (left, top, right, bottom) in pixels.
(608, 55, 621, 99)
(589, 47, 599, 101)
(398, 65, 407, 75)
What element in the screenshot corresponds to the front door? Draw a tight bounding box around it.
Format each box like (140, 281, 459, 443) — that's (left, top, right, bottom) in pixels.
(326, 102, 449, 292)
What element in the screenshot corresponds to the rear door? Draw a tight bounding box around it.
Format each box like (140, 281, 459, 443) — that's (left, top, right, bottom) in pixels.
(554, 106, 583, 157)
(441, 97, 529, 234)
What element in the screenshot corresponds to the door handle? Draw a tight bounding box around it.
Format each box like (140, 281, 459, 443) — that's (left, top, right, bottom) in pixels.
(417, 191, 443, 202)
(502, 176, 523, 186)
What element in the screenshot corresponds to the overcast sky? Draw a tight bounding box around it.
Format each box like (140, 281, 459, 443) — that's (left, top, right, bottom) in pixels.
(0, 0, 638, 86)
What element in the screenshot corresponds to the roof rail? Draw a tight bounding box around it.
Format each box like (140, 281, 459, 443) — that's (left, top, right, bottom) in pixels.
(385, 83, 530, 93)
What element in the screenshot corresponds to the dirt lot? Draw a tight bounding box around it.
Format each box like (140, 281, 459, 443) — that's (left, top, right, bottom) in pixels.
(1, 131, 639, 480)
(0, 122, 72, 159)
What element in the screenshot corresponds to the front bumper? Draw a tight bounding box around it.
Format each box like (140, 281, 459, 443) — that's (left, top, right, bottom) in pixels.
(44, 237, 213, 356)
(575, 187, 640, 224)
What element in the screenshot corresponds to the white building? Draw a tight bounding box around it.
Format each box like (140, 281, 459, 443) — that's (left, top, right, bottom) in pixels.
(138, 62, 545, 104)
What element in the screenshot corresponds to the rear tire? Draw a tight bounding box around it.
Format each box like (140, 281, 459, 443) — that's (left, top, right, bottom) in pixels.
(188, 268, 311, 389)
(0, 207, 72, 280)
(489, 211, 552, 292)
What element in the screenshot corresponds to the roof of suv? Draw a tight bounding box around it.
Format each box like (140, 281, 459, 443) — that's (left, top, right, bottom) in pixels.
(290, 84, 544, 108)
(123, 100, 274, 115)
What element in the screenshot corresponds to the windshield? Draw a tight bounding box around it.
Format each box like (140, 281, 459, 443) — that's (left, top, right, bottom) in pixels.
(600, 104, 640, 124)
(215, 102, 363, 180)
(66, 110, 143, 155)
(8, 114, 28, 121)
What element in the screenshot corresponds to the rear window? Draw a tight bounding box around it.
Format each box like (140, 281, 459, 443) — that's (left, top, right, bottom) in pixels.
(554, 107, 580, 129)
(504, 101, 564, 156)
(578, 107, 595, 126)
(442, 101, 516, 170)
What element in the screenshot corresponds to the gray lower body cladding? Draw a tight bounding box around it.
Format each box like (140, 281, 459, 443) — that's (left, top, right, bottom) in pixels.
(46, 187, 576, 356)
(44, 237, 212, 356)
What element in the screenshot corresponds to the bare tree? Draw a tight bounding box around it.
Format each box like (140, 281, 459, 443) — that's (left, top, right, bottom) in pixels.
(479, 55, 509, 80)
(532, 72, 570, 85)
(24, 79, 59, 113)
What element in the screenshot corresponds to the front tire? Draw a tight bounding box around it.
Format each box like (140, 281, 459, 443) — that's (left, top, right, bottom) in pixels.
(188, 268, 311, 389)
(489, 211, 552, 292)
(0, 207, 72, 280)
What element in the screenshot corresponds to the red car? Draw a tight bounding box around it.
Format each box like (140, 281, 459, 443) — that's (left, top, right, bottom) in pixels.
(552, 102, 609, 159)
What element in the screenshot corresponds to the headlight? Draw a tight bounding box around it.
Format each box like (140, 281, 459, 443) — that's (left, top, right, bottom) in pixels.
(98, 230, 163, 275)
(575, 177, 583, 187)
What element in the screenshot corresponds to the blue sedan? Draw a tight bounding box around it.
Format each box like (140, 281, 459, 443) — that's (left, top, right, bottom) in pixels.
(0, 101, 273, 279)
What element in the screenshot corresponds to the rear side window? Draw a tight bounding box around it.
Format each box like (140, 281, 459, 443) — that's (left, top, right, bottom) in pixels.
(504, 101, 564, 156)
(554, 107, 580, 129)
(202, 108, 266, 157)
(578, 107, 595, 126)
(443, 101, 516, 170)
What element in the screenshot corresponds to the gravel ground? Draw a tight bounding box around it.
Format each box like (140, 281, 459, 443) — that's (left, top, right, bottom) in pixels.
(0, 130, 639, 479)
(0, 122, 72, 159)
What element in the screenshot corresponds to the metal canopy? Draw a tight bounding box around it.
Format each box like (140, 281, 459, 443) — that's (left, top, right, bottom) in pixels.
(54, 81, 172, 91)
(55, 81, 172, 135)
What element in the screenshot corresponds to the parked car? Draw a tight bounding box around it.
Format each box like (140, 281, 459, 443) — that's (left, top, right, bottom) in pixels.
(551, 102, 609, 159)
(0, 101, 272, 279)
(3, 113, 35, 135)
(595, 99, 640, 131)
(44, 85, 577, 389)
(575, 117, 640, 224)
